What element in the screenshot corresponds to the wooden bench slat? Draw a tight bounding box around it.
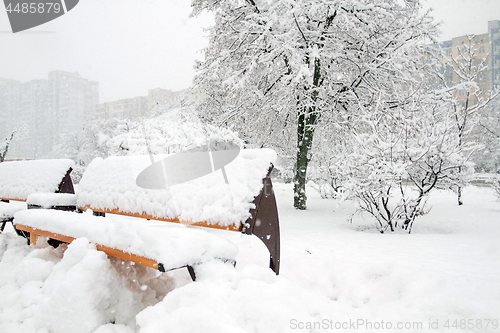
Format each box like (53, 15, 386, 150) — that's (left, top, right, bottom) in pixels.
(95, 244, 160, 271)
(0, 198, 27, 202)
(15, 224, 76, 243)
(78, 205, 242, 232)
(15, 224, 161, 271)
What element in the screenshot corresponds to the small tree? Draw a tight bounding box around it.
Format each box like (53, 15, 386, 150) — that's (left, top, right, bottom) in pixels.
(475, 96, 500, 198)
(0, 129, 20, 162)
(0, 132, 14, 163)
(437, 35, 500, 204)
(344, 88, 471, 233)
(474, 95, 500, 172)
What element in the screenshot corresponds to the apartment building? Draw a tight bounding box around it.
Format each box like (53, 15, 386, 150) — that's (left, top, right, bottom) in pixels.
(489, 20, 500, 92)
(96, 96, 148, 120)
(0, 71, 99, 159)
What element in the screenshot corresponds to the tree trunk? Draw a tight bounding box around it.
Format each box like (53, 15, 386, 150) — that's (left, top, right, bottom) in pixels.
(293, 110, 316, 209)
(293, 58, 321, 210)
(457, 165, 463, 206)
(457, 186, 463, 206)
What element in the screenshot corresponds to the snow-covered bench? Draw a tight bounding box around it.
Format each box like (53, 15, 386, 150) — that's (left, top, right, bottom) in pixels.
(0, 159, 75, 235)
(14, 149, 280, 279)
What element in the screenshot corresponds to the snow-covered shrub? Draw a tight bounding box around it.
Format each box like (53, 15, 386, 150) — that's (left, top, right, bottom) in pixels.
(308, 180, 344, 200)
(343, 91, 473, 233)
(308, 127, 351, 199)
(494, 176, 500, 200)
(307, 166, 344, 199)
(472, 95, 500, 173)
(107, 107, 242, 156)
(49, 118, 119, 183)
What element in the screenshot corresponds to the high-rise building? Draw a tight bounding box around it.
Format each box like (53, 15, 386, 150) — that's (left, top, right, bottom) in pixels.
(48, 71, 99, 133)
(18, 79, 52, 158)
(0, 78, 21, 138)
(0, 71, 99, 159)
(489, 20, 500, 92)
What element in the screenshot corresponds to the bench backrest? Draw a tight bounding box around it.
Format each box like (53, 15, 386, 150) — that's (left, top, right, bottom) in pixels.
(77, 149, 280, 273)
(0, 159, 75, 201)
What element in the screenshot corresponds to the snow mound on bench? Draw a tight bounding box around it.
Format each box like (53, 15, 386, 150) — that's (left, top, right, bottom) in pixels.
(0, 159, 74, 200)
(14, 209, 238, 271)
(77, 149, 276, 228)
(27, 193, 77, 208)
(0, 201, 26, 219)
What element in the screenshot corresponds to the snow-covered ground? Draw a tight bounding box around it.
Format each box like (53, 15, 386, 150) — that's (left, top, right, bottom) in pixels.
(1, 184, 499, 333)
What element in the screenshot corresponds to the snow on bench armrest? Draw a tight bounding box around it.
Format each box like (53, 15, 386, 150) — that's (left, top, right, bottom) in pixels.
(77, 149, 277, 229)
(0, 159, 75, 200)
(14, 209, 238, 271)
(27, 193, 77, 208)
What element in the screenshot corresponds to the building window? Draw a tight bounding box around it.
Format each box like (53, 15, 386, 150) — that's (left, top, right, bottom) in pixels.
(479, 46, 485, 53)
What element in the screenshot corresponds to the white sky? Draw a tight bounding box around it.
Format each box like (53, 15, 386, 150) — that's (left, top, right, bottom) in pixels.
(0, 0, 499, 103)
(422, 0, 500, 40)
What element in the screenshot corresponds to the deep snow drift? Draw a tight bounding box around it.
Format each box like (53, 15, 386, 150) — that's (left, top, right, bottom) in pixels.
(1, 184, 499, 333)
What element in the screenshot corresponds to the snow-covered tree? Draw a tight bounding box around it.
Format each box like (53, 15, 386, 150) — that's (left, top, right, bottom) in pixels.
(193, 0, 439, 209)
(435, 34, 500, 204)
(473, 95, 500, 172)
(474, 95, 500, 200)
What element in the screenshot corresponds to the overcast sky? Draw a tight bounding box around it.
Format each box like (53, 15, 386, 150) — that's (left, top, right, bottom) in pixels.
(1, 0, 499, 103)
